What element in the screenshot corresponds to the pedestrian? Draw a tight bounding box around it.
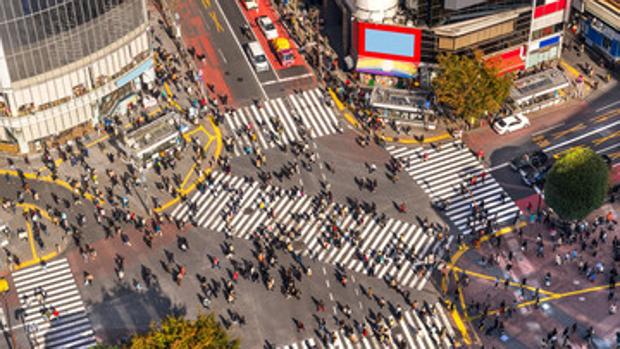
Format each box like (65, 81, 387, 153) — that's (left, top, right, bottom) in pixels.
(83, 271, 94, 286)
(212, 256, 221, 269)
(296, 320, 305, 332)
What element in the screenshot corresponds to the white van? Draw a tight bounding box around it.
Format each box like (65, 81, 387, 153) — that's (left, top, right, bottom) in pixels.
(245, 41, 269, 73)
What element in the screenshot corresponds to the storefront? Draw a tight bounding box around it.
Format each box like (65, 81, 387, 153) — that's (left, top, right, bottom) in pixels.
(526, 34, 562, 67)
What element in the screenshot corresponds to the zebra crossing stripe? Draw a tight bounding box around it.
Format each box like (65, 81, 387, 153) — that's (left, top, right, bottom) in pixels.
(173, 172, 445, 291)
(277, 303, 456, 349)
(224, 88, 341, 157)
(12, 257, 96, 348)
(389, 141, 521, 235)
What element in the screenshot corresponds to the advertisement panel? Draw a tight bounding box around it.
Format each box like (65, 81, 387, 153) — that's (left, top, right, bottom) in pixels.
(356, 21, 422, 78)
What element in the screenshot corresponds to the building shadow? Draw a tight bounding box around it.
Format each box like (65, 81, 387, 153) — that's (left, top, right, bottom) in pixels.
(83, 281, 186, 346)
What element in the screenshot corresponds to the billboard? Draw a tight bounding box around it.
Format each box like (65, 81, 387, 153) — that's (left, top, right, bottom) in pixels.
(356, 21, 422, 78)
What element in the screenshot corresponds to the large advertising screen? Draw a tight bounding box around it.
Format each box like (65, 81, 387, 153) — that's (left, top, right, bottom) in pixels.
(356, 22, 422, 78)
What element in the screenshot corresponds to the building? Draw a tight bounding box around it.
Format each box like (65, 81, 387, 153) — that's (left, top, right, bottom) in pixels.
(0, 0, 154, 153)
(119, 111, 188, 169)
(576, 0, 620, 65)
(324, 0, 570, 82)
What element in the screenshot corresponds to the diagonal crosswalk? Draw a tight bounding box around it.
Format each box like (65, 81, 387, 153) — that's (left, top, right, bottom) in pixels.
(11, 258, 96, 349)
(224, 88, 341, 156)
(277, 302, 456, 349)
(387, 141, 521, 235)
(171, 171, 450, 290)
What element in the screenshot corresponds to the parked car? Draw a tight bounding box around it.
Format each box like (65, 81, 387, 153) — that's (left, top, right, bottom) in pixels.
(242, 0, 258, 10)
(257, 16, 278, 40)
(492, 113, 530, 135)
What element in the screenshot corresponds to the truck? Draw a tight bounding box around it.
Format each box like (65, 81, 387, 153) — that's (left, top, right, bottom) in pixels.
(270, 37, 294, 67)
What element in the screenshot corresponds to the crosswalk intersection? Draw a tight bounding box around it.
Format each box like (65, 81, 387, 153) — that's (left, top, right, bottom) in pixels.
(223, 88, 341, 156)
(171, 171, 450, 290)
(387, 141, 521, 235)
(12, 258, 96, 349)
(277, 302, 456, 349)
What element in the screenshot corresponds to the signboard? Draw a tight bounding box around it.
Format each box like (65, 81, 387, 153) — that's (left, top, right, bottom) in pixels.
(356, 21, 422, 78)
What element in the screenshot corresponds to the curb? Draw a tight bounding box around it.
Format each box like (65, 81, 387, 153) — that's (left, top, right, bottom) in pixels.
(327, 88, 452, 145)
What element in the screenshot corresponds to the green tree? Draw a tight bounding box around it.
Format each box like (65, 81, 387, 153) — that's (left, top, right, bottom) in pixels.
(544, 147, 609, 220)
(432, 51, 513, 125)
(127, 313, 240, 349)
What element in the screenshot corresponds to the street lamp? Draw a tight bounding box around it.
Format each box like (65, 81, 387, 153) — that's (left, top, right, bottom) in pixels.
(0, 278, 16, 349)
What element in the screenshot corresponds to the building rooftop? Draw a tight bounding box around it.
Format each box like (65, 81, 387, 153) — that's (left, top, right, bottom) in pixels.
(585, 0, 620, 31)
(510, 68, 570, 104)
(433, 7, 530, 37)
(123, 112, 181, 152)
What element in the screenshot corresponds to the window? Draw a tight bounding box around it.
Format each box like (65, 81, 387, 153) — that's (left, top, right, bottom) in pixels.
(602, 36, 611, 49)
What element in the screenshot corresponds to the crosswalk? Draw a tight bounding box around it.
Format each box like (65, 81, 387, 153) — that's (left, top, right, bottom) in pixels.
(12, 258, 97, 349)
(387, 141, 521, 235)
(278, 302, 456, 349)
(224, 88, 341, 156)
(171, 171, 450, 290)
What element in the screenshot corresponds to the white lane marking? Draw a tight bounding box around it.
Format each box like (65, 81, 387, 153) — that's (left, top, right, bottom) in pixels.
(213, 0, 268, 100)
(217, 48, 228, 64)
(532, 122, 565, 136)
(595, 101, 620, 112)
(262, 73, 314, 86)
(230, 0, 279, 81)
(544, 119, 620, 152)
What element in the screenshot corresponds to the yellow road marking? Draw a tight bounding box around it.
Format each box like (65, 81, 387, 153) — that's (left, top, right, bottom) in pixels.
(202, 0, 211, 7)
(532, 134, 551, 148)
(593, 108, 620, 124)
(25, 221, 38, 261)
(552, 146, 581, 159)
(327, 88, 452, 144)
(560, 59, 581, 78)
(13, 252, 58, 271)
(17, 203, 52, 221)
(592, 129, 620, 146)
(452, 266, 557, 296)
(0, 169, 97, 203)
(481, 280, 620, 317)
(209, 11, 224, 32)
(155, 117, 223, 213)
(552, 122, 586, 140)
(450, 303, 472, 345)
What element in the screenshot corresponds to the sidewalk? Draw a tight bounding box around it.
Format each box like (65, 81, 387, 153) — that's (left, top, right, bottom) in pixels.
(327, 88, 453, 145)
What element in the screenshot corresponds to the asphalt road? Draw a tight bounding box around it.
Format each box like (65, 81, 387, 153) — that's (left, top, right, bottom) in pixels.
(181, 0, 314, 106)
(485, 86, 620, 203)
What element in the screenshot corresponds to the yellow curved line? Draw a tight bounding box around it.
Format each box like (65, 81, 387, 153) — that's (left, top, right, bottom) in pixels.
(154, 116, 223, 213)
(328, 88, 452, 144)
(0, 169, 97, 202)
(13, 203, 58, 270)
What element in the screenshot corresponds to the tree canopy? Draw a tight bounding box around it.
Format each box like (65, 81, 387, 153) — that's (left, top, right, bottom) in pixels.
(432, 51, 513, 124)
(544, 147, 609, 220)
(126, 313, 240, 349)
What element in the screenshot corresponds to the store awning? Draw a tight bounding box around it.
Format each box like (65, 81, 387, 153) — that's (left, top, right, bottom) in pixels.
(486, 55, 525, 76)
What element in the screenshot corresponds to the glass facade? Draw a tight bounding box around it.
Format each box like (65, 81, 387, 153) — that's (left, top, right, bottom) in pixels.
(0, 0, 145, 82)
